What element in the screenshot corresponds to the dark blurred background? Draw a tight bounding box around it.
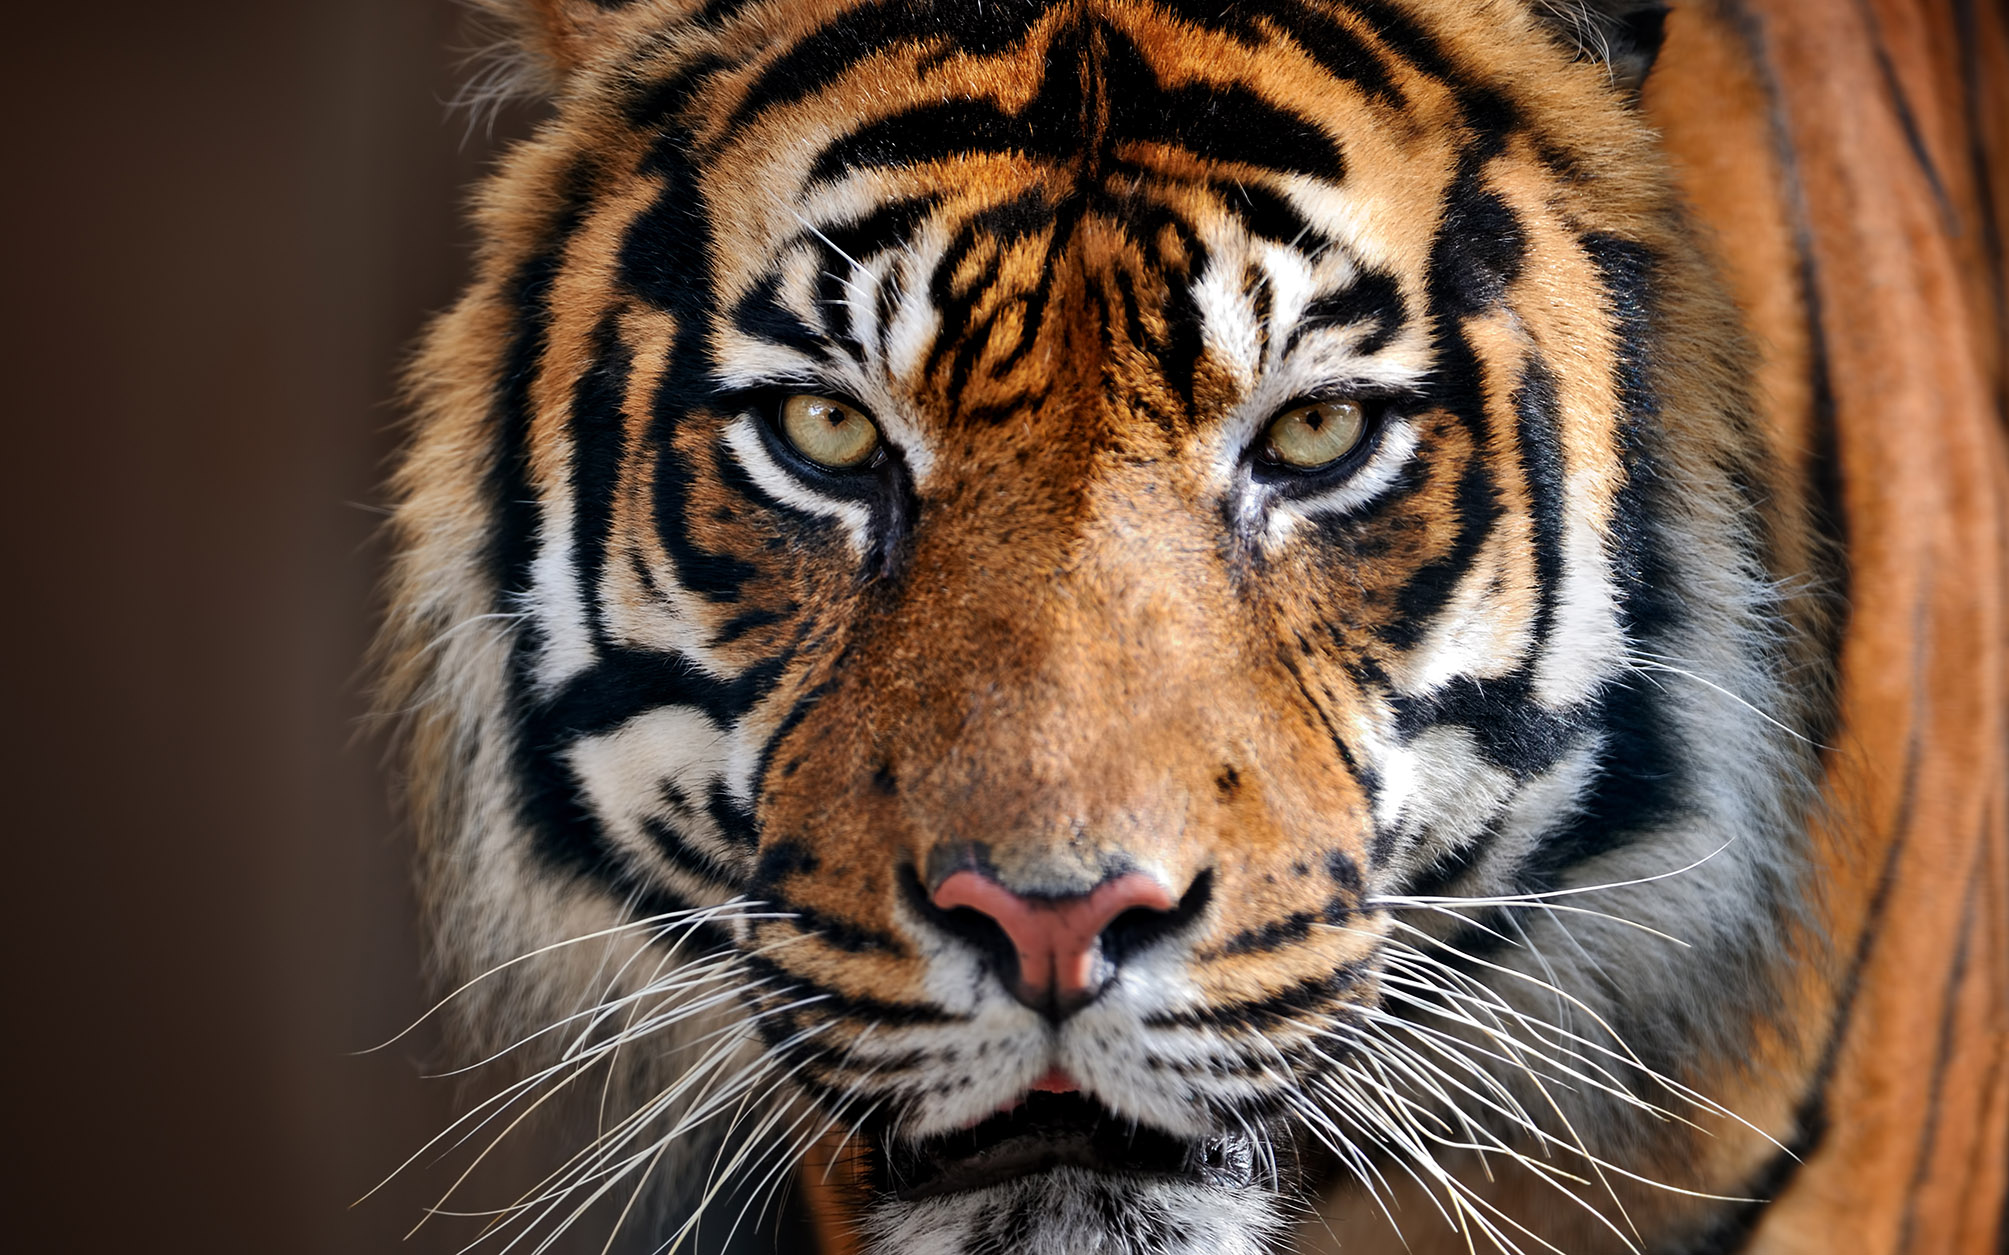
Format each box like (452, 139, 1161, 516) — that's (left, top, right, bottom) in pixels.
(3, 3, 537, 1249)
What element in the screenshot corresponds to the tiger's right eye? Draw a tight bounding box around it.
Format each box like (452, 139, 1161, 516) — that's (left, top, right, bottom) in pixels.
(1262, 398, 1369, 470)
(779, 394, 881, 470)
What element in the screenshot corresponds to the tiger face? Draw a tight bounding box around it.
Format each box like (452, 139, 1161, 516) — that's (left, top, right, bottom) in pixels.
(385, 1, 1831, 1252)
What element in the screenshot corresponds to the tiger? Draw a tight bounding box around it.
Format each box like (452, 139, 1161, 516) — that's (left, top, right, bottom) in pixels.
(376, 0, 2009, 1252)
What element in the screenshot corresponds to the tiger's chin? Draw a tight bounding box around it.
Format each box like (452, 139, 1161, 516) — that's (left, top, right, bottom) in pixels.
(861, 1167, 1283, 1255)
(857, 1092, 1290, 1255)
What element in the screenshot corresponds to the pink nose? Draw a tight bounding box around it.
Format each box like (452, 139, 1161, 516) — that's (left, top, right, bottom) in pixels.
(932, 870, 1177, 1014)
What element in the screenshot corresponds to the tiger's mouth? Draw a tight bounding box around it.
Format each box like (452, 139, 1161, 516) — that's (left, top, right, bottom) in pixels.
(873, 1091, 1267, 1202)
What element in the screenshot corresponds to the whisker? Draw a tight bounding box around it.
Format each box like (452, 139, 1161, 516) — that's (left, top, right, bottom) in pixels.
(360, 899, 772, 1055)
(1621, 650, 1822, 747)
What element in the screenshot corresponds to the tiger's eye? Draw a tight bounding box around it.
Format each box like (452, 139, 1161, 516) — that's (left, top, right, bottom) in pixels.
(780, 394, 880, 469)
(1263, 398, 1368, 469)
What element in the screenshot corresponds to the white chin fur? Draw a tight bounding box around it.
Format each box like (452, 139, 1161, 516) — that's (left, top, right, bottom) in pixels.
(860, 1168, 1282, 1255)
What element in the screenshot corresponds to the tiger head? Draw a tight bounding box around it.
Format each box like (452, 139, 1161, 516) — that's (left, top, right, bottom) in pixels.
(384, 1, 1832, 1251)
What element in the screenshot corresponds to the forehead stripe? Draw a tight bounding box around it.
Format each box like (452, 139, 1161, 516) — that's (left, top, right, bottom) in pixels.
(1287, 270, 1407, 357)
(724, 0, 1067, 134)
(1188, 0, 1408, 111)
(804, 21, 1347, 186)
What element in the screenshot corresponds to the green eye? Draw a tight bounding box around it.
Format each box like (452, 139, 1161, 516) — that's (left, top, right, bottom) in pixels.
(1262, 398, 1369, 470)
(779, 394, 881, 469)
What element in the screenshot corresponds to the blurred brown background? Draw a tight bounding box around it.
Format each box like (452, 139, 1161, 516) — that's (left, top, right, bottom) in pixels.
(3, 3, 529, 1249)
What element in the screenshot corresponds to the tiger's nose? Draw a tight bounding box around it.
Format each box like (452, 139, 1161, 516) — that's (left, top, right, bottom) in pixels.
(931, 869, 1178, 1018)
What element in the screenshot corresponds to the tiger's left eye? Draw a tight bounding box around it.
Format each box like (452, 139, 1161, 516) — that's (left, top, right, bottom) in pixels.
(1262, 398, 1369, 470)
(779, 394, 880, 469)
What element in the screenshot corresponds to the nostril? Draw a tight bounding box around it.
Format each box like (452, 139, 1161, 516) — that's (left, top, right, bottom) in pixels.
(902, 866, 1023, 988)
(1101, 868, 1214, 968)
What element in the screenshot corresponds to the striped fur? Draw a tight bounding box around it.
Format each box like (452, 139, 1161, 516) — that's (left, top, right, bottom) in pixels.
(379, 1, 2008, 1251)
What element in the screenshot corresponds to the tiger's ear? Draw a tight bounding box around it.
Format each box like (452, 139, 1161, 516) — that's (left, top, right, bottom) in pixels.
(1535, 0, 1671, 96)
(469, 0, 649, 92)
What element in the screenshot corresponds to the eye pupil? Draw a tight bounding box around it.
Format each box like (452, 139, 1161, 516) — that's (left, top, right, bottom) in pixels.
(780, 393, 881, 469)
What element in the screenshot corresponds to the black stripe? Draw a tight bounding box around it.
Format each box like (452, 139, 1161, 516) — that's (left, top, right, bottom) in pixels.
(510, 643, 780, 886)
(1278, 647, 1379, 808)
(693, 0, 755, 26)
(1341, 0, 1464, 84)
(1107, 265, 1153, 357)
(1512, 357, 1568, 652)
(1520, 234, 1686, 885)
(487, 164, 595, 604)
(1577, 233, 1671, 634)
(743, 953, 961, 1029)
(569, 310, 634, 650)
(814, 249, 868, 363)
(1375, 154, 1524, 675)
(705, 778, 759, 850)
(622, 51, 734, 133)
(1102, 22, 1346, 180)
(1402, 826, 1493, 899)
(1346, 0, 1522, 147)
(727, 0, 1057, 136)
(1217, 179, 1317, 249)
(483, 166, 637, 893)
(1213, 893, 1357, 957)
(514, 645, 787, 884)
(1157, 0, 1407, 111)
(651, 452, 761, 602)
(809, 98, 1069, 184)
(754, 899, 909, 956)
(1722, 0, 1852, 627)
(813, 193, 943, 266)
(535, 644, 783, 740)
(757, 663, 846, 789)
(806, 19, 1346, 185)
(1287, 269, 1406, 356)
(640, 811, 745, 887)
(1849, 0, 1959, 238)
(729, 272, 821, 357)
(1389, 675, 1590, 780)
(1249, 264, 1275, 363)
(752, 897, 908, 956)
(923, 186, 1055, 389)
(622, 131, 765, 604)
(1145, 204, 1212, 406)
(1954, 0, 2008, 413)
(712, 603, 791, 648)
(1142, 959, 1372, 1029)
(1893, 873, 1978, 1252)
(1380, 446, 1501, 650)
(1427, 154, 1527, 316)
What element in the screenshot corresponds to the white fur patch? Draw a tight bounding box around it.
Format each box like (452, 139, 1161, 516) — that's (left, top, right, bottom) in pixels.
(525, 493, 599, 696)
(862, 1167, 1282, 1255)
(1371, 724, 1517, 857)
(721, 416, 874, 556)
(565, 704, 753, 896)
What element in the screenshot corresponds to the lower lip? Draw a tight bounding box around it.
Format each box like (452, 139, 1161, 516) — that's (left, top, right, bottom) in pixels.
(882, 1091, 1260, 1202)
